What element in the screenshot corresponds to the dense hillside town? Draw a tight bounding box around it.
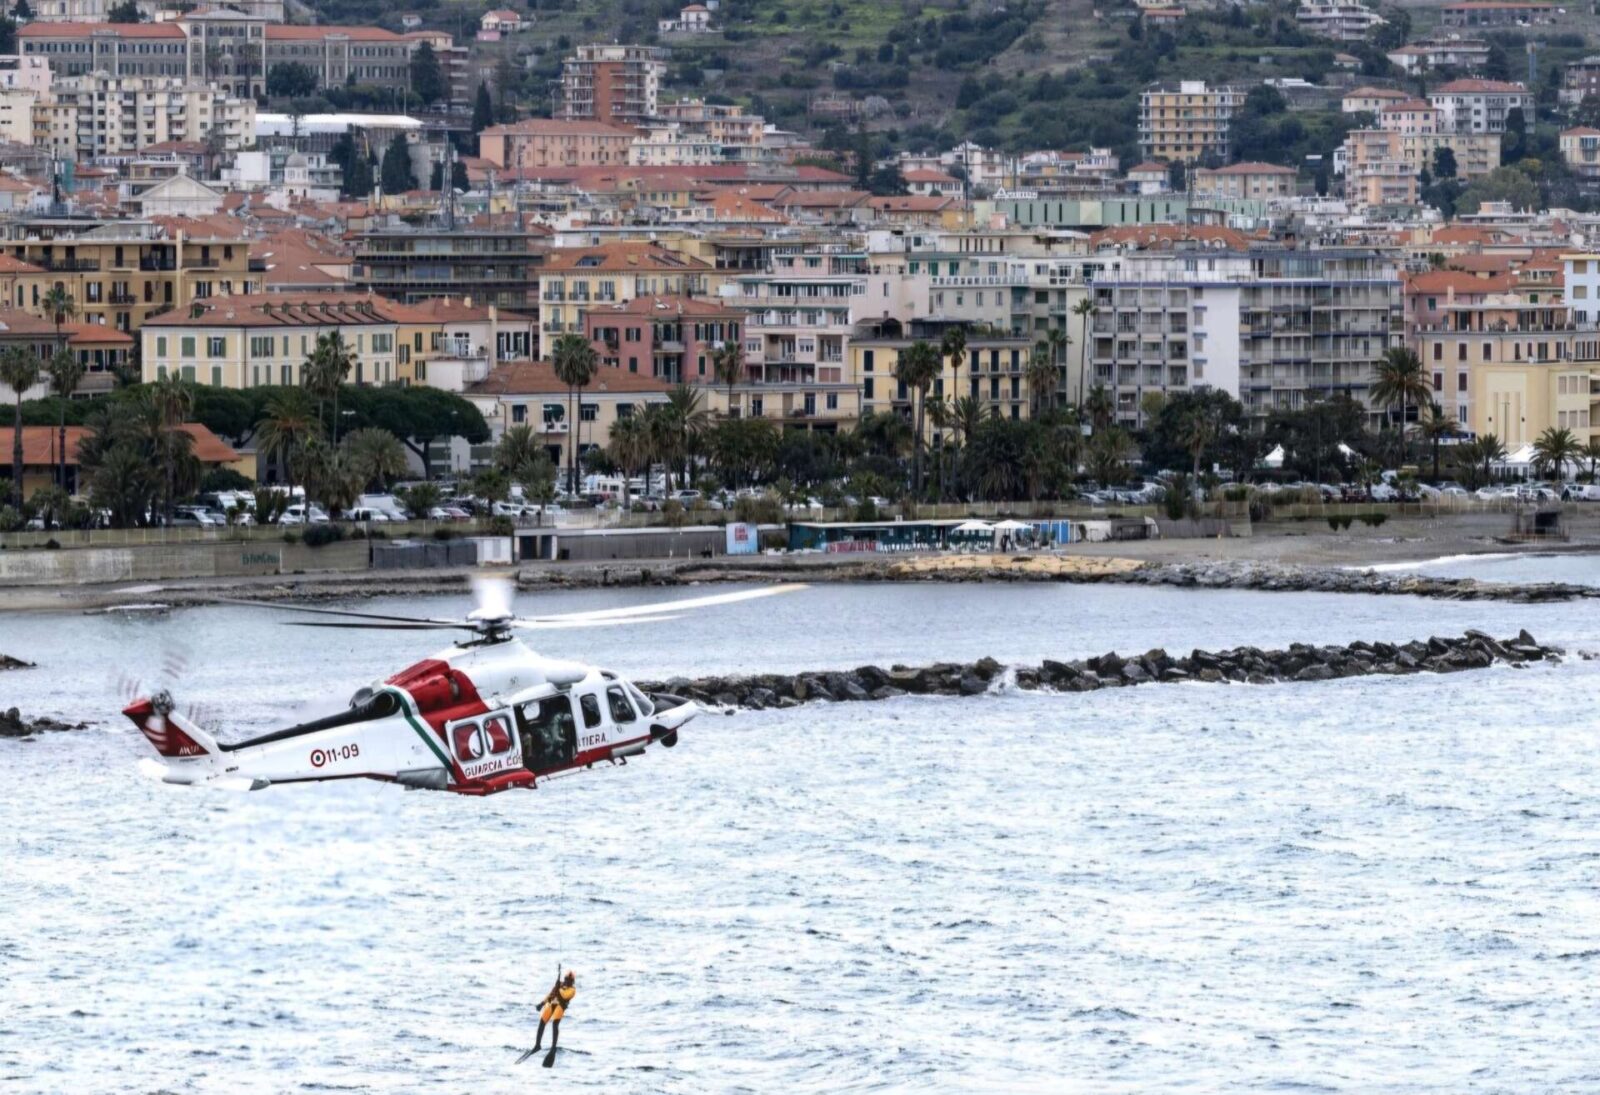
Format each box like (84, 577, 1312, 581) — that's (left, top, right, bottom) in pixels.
(1, 0, 1599, 528)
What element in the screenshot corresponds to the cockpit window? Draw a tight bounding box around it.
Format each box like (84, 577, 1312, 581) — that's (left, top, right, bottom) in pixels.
(625, 683, 654, 716)
(606, 685, 636, 724)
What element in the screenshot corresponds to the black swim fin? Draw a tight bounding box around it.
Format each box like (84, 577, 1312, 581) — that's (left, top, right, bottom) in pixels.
(542, 1047, 557, 1068)
(515, 1046, 539, 1064)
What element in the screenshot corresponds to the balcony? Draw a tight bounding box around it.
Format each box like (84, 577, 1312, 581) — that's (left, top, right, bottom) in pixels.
(108, 291, 135, 305)
(38, 258, 99, 272)
(540, 421, 571, 434)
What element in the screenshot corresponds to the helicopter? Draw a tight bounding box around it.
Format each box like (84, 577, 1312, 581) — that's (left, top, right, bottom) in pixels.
(125, 579, 802, 796)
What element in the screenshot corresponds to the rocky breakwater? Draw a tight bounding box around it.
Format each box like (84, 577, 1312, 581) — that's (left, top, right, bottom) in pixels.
(638, 630, 1559, 711)
(1, 707, 85, 738)
(1108, 561, 1600, 603)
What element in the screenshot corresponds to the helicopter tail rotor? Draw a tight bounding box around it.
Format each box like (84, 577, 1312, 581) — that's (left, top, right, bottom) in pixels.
(124, 690, 221, 760)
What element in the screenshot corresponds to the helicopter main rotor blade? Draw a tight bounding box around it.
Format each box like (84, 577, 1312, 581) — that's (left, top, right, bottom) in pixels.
(215, 597, 463, 627)
(282, 620, 472, 631)
(513, 613, 682, 630)
(512, 584, 805, 626)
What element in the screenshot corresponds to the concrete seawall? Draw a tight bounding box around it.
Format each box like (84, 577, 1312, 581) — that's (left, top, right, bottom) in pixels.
(0, 540, 370, 587)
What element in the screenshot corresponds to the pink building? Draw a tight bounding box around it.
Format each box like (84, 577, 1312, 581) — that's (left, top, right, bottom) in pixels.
(582, 295, 744, 385)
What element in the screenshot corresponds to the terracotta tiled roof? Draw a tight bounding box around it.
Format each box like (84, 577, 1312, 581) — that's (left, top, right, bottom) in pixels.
(1562, 126, 1600, 137)
(467, 360, 675, 397)
(1200, 161, 1296, 175)
(0, 309, 133, 343)
(20, 22, 183, 37)
(481, 119, 636, 138)
(1344, 86, 1409, 100)
(1434, 78, 1527, 94)
(542, 242, 710, 273)
(1404, 270, 1514, 294)
(18, 425, 237, 467)
(265, 25, 405, 41)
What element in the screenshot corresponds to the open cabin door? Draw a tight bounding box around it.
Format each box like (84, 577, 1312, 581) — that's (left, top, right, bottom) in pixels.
(516, 695, 578, 773)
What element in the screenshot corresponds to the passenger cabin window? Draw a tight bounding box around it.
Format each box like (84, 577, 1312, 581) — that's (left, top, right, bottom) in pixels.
(579, 693, 602, 729)
(607, 686, 636, 724)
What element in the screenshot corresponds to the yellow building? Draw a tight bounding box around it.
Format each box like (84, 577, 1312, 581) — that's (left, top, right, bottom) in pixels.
(141, 295, 404, 388)
(1138, 80, 1246, 164)
(0, 223, 261, 333)
(848, 318, 1044, 443)
(1468, 360, 1598, 448)
(537, 241, 712, 347)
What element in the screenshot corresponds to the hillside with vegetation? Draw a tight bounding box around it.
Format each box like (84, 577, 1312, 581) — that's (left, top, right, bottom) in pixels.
(284, 0, 1600, 188)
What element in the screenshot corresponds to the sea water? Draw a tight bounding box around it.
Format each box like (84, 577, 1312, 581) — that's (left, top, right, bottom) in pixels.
(3, 578, 1599, 1093)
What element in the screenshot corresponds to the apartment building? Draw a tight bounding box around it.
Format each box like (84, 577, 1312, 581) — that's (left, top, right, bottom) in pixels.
(1440, 1, 1555, 27)
(656, 99, 767, 162)
(1339, 127, 1500, 209)
(1342, 86, 1410, 114)
(477, 119, 636, 171)
(24, 0, 284, 20)
(141, 295, 404, 388)
(1561, 55, 1600, 106)
(464, 359, 676, 472)
(1192, 162, 1297, 200)
(1087, 249, 1401, 425)
(1429, 78, 1531, 133)
(1138, 81, 1246, 164)
(850, 317, 1039, 436)
(353, 226, 550, 312)
(39, 73, 254, 159)
(264, 25, 412, 93)
(1296, 0, 1386, 42)
(19, 22, 191, 78)
(1559, 127, 1600, 180)
(557, 44, 666, 128)
(538, 241, 712, 347)
(718, 245, 865, 390)
(1386, 34, 1491, 74)
(582, 294, 741, 385)
(0, 309, 133, 400)
(0, 219, 261, 333)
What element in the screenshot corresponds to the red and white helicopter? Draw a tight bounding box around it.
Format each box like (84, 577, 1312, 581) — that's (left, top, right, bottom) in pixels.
(125, 579, 801, 796)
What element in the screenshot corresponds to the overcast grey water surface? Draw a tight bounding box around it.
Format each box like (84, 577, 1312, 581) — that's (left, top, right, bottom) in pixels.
(4, 566, 1600, 1093)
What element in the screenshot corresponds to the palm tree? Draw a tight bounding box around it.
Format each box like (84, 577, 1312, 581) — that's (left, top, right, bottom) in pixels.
(1, 346, 40, 506)
(1370, 347, 1431, 467)
(1072, 296, 1095, 406)
(1045, 325, 1068, 402)
(894, 339, 940, 496)
(607, 413, 650, 508)
(256, 388, 322, 506)
(1416, 402, 1459, 484)
(1583, 437, 1600, 481)
(42, 285, 75, 352)
(1087, 426, 1134, 487)
(44, 348, 84, 494)
(1085, 382, 1114, 434)
(1478, 432, 1507, 485)
(1025, 343, 1057, 416)
(342, 427, 407, 491)
(1532, 426, 1582, 481)
(302, 331, 356, 440)
(663, 383, 710, 490)
(493, 424, 544, 475)
(712, 339, 744, 419)
(148, 374, 193, 523)
(551, 332, 597, 495)
(1177, 402, 1221, 509)
(940, 323, 968, 406)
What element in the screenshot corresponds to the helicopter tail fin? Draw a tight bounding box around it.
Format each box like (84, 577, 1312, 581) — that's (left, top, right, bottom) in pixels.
(123, 691, 220, 759)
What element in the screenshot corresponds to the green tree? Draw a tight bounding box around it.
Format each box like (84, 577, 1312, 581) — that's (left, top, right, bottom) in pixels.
(607, 413, 652, 507)
(1370, 346, 1432, 465)
(1084, 381, 1114, 434)
(342, 427, 408, 491)
(1025, 343, 1057, 416)
(106, 0, 141, 21)
(471, 82, 494, 139)
(301, 331, 355, 439)
(1086, 425, 1134, 487)
(1, 346, 39, 505)
(661, 383, 710, 489)
(712, 338, 744, 418)
(44, 348, 84, 493)
(550, 332, 597, 495)
(256, 388, 322, 503)
(42, 284, 75, 351)
(410, 42, 446, 106)
(1532, 425, 1582, 479)
(147, 374, 194, 523)
(266, 62, 318, 98)
(1433, 145, 1457, 180)
(1072, 297, 1095, 406)
(380, 132, 417, 194)
(1416, 402, 1461, 483)
(894, 340, 940, 496)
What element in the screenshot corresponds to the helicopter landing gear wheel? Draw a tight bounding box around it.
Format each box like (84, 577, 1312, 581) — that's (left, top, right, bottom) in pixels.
(660, 730, 678, 748)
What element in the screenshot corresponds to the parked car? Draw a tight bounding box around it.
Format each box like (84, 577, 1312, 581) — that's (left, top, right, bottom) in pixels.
(278, 503, 330, 525)
(427, 505, 472, 522)
(172, 507, 224, 528)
